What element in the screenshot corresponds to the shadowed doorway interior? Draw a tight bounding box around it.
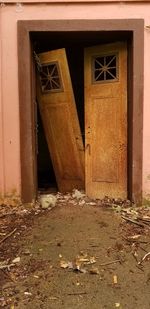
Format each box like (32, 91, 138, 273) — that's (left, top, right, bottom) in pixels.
(37, 106, 58, 193)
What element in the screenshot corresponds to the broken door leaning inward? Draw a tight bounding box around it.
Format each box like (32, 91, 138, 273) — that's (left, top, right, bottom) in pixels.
(36, 48, 85, 192)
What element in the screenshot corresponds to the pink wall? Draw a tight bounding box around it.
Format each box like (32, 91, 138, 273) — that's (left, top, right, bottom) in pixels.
(0, 1, 150, 200)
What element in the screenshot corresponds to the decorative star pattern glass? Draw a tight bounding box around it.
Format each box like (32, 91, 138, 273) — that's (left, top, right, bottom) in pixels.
(39, 62, 62, 93)
(93, 55, 118, 83)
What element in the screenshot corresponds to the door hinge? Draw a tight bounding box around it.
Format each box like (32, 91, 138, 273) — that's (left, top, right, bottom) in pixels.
(34, 100, 39, 155)
(33, 51, 42, 72)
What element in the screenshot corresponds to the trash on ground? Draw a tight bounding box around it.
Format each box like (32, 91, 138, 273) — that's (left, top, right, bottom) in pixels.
(79, 200, 86, 206)
(76, 252, 96, 264)
(72, 189, 85, 200)
(59, 253, 98, 274)
(39, 194, 57, 209)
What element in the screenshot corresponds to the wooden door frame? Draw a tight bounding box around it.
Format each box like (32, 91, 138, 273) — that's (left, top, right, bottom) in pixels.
(18, 19, 144, 203)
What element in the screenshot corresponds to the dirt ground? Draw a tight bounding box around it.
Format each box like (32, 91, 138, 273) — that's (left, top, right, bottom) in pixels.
(0, 192, 150, 309)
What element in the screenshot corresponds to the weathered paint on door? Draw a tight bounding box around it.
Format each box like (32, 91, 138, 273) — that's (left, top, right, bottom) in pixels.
(84, 42, 127, 199)
(36, 48, 84, 192)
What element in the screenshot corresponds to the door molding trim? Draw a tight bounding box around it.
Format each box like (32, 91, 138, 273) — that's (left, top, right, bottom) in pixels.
(17, 19, 144, 203)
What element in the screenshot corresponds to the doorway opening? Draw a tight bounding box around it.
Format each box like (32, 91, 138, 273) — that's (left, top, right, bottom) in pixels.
(30, 30, 132, 195)
(18, 19, 144, 203)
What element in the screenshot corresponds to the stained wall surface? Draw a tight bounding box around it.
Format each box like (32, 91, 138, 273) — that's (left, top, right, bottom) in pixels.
(0, 1, 150, 200)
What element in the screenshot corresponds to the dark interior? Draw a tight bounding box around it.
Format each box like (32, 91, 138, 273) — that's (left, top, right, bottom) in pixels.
(30, 31, 132, 192)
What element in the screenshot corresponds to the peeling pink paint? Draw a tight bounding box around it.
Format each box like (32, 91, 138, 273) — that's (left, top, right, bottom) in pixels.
(0, 1, 150, 200)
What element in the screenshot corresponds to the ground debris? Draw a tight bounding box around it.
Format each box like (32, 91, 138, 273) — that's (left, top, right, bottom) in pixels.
(138, 251, 150, 265)
(89, 267, 100, 275)
(99, 259, 121, 267)
(60, 259, 70, 269)
(39, 194, 57, 209)
(123, 235, 149, 244)
(0, 228, 17, 245)
(113, 275, 118, 284)
(121, 215, 145, 227)
(67, 291, 87, 296)
(76, 252, 96, 265)
(24, 291, 32, 296)
(0, 263, 15, 270)
(12, 257, 20, 264)
(72, 189, 85, 200)
(1, 199, 150, 308)
(59, 252, 98, 274)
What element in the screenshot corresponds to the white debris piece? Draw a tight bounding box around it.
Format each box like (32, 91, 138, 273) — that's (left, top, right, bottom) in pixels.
(87, 202, 97, 206)
(12, 256, 21, 263)
(24, 291, 32, 296)
(79, 200, 86, 206)
(72, 189, 85, 200)
(39, 194, 57, 209)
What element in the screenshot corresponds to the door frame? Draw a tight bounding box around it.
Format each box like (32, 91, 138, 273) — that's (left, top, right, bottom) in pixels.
(17, 19, 144, 203)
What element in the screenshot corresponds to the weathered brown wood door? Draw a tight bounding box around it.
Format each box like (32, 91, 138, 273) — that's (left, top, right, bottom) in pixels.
(36, 48, 84, 192)
(84, 42, 127, 199)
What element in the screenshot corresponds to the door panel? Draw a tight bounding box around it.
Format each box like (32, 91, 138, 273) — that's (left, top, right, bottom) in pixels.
(92, 97, 119, 183)
(36, 48, 84, 192)
(84, 42, 127, 199)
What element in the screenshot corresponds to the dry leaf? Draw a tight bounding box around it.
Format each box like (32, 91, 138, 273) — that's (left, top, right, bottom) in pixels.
(60, 260, 69, 269)
(75, 260, 82, 269)
(24, 292, 32, 296)
(49, 296, 58, 300)
(89, 267, 99, 275)
(128, 235, 141, 240)
(113, 275, 118, 284)
(76, 282, 80, 286)
(78, 257, 89, 262)
(77, 253, 96, 265)
(88, 256, 96, 264)
(12, 257, 20, 264)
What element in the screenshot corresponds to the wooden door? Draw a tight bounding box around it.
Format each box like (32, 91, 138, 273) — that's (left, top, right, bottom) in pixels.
(84, 42, 127, 199)
(36, 48, 84, 192)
